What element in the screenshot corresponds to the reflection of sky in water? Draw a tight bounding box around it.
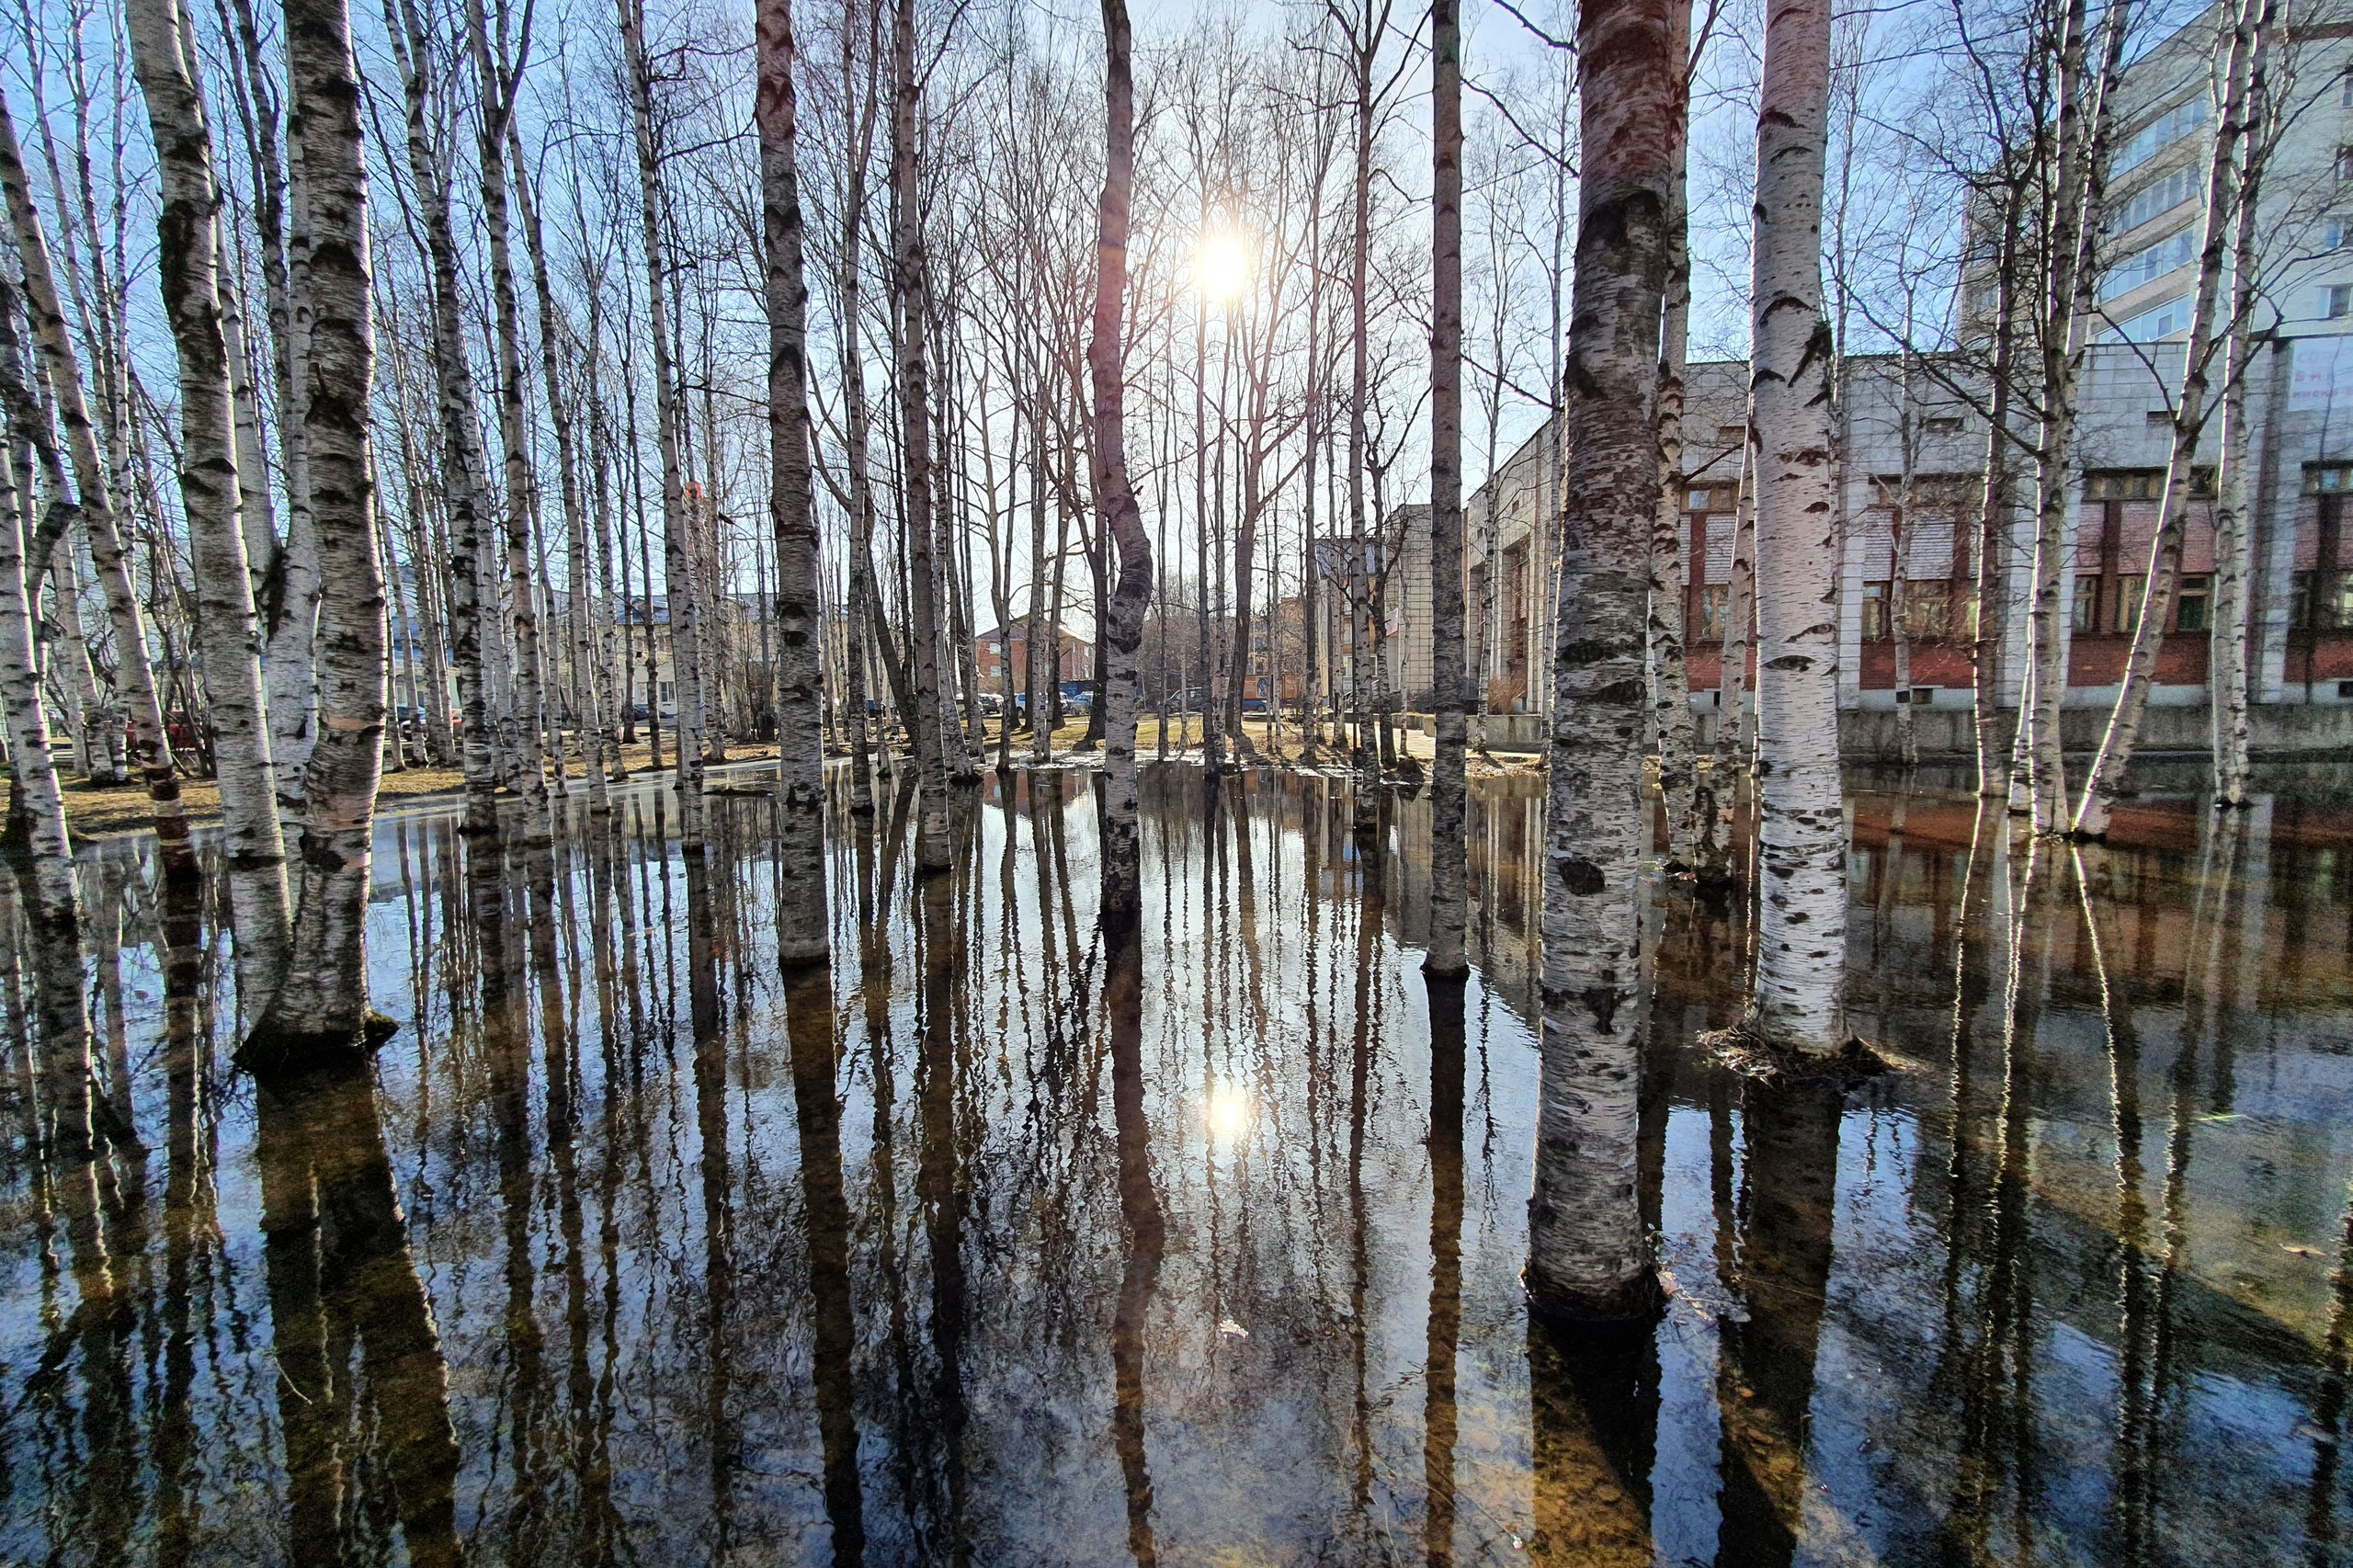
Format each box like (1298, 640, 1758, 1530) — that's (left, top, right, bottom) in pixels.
(1, 767, 2350, 1564)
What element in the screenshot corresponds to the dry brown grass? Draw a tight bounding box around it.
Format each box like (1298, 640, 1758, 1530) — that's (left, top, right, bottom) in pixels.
(18, 713, 1526, 840)
(8, 739, 789, 839)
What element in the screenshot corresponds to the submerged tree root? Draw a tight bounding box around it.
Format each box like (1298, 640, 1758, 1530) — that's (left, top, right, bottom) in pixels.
(1697, 1018, 1889, 1086)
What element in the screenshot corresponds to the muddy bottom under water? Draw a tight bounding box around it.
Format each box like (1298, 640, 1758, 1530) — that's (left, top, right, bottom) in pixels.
(4, 760, 2351, 1566)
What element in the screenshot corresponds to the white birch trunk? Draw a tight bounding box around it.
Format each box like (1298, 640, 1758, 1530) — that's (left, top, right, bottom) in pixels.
(618, 0, 708, 845)
(121, 0, 288, 894)
(0, 97, 198, 879)
(468, 0, 550, 828)
(2075, 0, 2255, 838)
(1747, 0, 1847, 1053)
(389, 0, 497, 831)
(0, 433, 76, 928)
(1527, 0, 1671, 1324)
(1427, 0, 1469, 977)
(255, 0, 386, 1060)
(1650, 0, 1699, 870)
(1091, 0, 1153, 921)
(889, 0, 949, 869)
(756, 0, 828, 960)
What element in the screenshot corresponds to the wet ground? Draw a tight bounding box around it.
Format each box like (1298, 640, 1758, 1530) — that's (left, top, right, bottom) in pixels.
(2, 760, 2350, 1566)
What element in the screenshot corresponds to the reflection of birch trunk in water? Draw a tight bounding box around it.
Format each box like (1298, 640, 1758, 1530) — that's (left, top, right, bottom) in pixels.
(1347, 808, 1381, 1526)
(481, 835, 551, 1546)
(787, 960, 865, 1564)
(1529, 0, 1671, 1323)
(1944, 835, 2047, 1554)
(1423, 977, 1467, 1566)
(1713, 1077, 1841, 1568)
(2306, 1166, 2353, 1553)
(916, 864, 970, 1536)
(684, 847, 735, 1547)
(1526, 1315, 1658, 1565)
(2072, 844, 2155, 1558)
(155, 875, 205, 1565)
(256, 1065, 465, 1568)
(22, 884, 138, 1562)
(1106, 914, 1162, 1566)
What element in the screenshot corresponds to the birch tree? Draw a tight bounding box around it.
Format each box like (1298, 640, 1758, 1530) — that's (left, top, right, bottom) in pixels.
(1650, 0, 1699, 870)
(0, 366, 75, 929)
(122, 0, 287, 894)
(2075, 0, 2262, 839)
(254, 0, 387, 1060)
(1093, 0, 1153, 920)
(2020, 0, 2130, 833)
(0, 96, 197, 880)
(890, 0, 950, 869)
(387, 0, 497, 831)
(1528, 0, 1671, 1324)
(619, 0, 710, 844)
(758, 0, 829, 960)
(2209, 20, 2276, 811)
(1425, 0, 1468, 978)
(468, 0, 550, 826)
(1745, 0, 1846, 1053)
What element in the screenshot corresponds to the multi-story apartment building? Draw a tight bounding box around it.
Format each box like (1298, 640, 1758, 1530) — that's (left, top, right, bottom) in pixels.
(1370, 2, 2353, 758)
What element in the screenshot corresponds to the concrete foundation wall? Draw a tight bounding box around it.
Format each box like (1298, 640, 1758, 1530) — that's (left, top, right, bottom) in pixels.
(1395, 702, 2353, 760)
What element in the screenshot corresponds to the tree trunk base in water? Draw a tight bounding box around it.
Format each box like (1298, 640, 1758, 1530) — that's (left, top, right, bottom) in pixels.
(1523, 1265, 1665, 1330)
(236, 1010, 400, 1081)
(1698, 1018, 1886, 1086)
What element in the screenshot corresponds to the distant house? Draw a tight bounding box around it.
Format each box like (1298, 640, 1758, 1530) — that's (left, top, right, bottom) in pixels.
(975, 616, 1092, 688)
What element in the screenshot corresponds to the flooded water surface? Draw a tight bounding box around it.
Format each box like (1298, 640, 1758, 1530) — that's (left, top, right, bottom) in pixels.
(4, 763, 2351, 1565)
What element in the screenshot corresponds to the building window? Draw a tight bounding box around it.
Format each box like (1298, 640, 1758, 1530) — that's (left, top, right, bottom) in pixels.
(2086, 470, 2164, 501)
(2116, 96, 2209, 176)
(2332, 219, 2351, 251)
(1904, 581, 1954, 642)
(1924, 415, 1965, 435)
(1696, 585, 1729, 642)
(2175, 574, 2211, 632)
(2308, 463, 2353, 494)
(2293, 569, 2313, 628)
(2331, 571, 2353, 631)
(2109, 294, 2189, 341)
(2101, 224, 2196, 301)
(2329, 284, 2353, 319)
(2110, 165, 2198, 234)
(1862, 581, 1890, 641)
(2112, 574, 2146, 634)
(2338, 146, 2353, 180)
(2075, 574, 2102, 633)
(1685, 486, 1711, 510)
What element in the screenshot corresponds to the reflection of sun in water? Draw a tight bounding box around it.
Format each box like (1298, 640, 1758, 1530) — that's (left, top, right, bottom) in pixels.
(1205, 1085, 1251, 1142)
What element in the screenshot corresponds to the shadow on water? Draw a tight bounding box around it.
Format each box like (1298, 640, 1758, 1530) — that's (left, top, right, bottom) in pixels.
(1, 762, 2351, 1564)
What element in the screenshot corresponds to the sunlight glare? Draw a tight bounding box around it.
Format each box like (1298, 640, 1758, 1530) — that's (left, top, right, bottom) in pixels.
(1205, 1085, 1252, 1142)
(1198, 234, 1249, 301)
